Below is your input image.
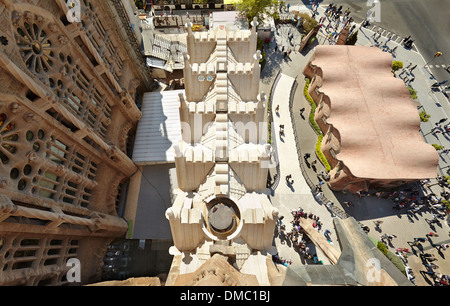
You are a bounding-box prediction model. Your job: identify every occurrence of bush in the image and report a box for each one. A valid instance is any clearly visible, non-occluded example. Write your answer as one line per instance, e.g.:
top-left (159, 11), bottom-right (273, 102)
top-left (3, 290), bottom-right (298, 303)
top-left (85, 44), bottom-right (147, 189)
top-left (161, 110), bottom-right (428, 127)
top-left (419, 110), bottom-right (430, 122)
top-left (316, 134), bottom-right (331, 172)
top-left (385, 250), bottom-right (407, 275)
top-left (294, 12), bottom-right (318, 33)
top-left (304, 78), bottom-right (331, 172)
top-left (408, 86), bottom-right (418, 99)
top-left (304, 79), bottom-right (322, 134)
top-left (392, 60), bottom-right (404, 72)
top-left (377, 241), bottom-right (388, 255)
top-left (432, 143), bottom-right (444, 150)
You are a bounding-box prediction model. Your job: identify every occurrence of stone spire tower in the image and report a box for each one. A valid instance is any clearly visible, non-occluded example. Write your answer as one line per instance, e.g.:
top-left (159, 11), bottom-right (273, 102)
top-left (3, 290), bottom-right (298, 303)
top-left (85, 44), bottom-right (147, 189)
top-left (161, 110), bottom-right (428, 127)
top-left (165, 17), bottom-right (279, 286)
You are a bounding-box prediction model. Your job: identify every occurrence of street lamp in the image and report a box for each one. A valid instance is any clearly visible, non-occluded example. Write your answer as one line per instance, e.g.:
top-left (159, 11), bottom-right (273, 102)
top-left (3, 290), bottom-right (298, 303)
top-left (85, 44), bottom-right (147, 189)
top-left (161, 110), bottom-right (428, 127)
top-left (424, 51), bottom-right (443, 68)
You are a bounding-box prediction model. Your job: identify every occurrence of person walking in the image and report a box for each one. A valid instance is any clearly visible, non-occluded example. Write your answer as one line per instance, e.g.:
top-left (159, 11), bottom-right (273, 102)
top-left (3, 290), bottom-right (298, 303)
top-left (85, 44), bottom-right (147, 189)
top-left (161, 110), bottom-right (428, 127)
top-left (413, 237), bottom-right (427, 243)
top-left (427, 232), bottom-right (439, 238)
top-left (436, 243), bottom-right (449, 251)
top-left (373, 220), bottom-right (383, 230)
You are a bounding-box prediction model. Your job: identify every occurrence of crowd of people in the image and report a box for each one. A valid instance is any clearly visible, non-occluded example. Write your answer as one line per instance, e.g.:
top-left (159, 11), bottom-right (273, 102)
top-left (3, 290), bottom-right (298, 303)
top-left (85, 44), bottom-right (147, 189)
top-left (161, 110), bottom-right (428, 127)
top-left (274, 207), bottom-right (326, 266)
top-left (316, 3), bottom-right (356, 45)
top-left (351, 183), bottom-right (448, 218)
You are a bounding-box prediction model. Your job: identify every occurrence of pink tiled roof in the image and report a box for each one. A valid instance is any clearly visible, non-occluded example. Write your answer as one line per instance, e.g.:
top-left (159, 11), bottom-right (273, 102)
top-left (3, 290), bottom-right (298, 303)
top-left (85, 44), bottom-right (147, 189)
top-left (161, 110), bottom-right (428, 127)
top-left (312, 45), bottom-right (438, 179)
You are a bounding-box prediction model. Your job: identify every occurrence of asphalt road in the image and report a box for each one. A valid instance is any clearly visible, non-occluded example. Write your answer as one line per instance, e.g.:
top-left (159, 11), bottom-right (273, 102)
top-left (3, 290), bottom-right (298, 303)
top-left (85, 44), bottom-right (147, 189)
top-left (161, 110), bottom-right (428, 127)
top-left (286, 0), bottom-right (450, 83)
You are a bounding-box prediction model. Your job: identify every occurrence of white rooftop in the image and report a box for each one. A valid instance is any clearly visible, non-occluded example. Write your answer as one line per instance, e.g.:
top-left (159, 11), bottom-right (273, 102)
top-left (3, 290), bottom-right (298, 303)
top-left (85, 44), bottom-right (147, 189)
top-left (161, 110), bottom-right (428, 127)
top-left (132, 90), bottom-right (184, 165)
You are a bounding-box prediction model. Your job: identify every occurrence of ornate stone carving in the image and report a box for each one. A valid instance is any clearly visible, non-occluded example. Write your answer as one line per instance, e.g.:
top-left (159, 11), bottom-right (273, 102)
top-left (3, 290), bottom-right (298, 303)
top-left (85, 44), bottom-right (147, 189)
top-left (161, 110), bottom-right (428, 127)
top-left (9, 102), bottom-right (20, 113)
top-left (22, 113), bottom-right (35, 123)
top-left (0, 177), bottom-right (10, 188)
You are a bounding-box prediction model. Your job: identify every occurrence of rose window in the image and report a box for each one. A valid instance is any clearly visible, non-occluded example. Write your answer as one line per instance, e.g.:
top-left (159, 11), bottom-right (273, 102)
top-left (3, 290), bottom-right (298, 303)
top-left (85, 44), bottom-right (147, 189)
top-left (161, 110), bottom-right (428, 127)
top-left (16, 22), bottom-right (54, 74)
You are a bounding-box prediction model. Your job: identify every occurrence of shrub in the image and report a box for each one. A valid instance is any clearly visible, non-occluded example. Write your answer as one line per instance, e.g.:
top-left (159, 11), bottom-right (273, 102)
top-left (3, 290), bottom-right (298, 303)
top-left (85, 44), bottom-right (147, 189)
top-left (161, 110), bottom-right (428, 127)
top-left (442, 199), bottom-right (450, 210)
top-left (419, 110), bottom-right (430, 122)
top-left (316, 135), bottom-right (331, 172)
top-left (385, 250), bottom-right (406, 275)
top-left (304, 78), bottom-right (331, 172)
top-left (391, 60), bottom-right (403, 72)
top-left (304, 79), bottom-right (322, 134)
top-left (408, 86), bottom-right (418, 99)
top-left (432, 143), bottom-right (444, 150)
top-left (377, 241), bottom-right (388, 255)
top-left (294, 12), bottom-right (318, 33)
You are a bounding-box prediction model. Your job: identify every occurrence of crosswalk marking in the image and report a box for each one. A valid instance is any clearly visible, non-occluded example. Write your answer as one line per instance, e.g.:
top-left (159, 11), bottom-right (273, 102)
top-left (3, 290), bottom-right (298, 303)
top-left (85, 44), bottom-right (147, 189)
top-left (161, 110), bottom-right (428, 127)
top-left (426, 64), bottom-right (449, 69)
top-left (368, 24), bottom-right (418, 52)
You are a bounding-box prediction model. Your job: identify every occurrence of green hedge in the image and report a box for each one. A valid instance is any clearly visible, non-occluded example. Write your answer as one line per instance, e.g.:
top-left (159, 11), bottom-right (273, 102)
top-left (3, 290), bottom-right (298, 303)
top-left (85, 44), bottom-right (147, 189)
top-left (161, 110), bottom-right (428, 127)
top-left (304, 78), bottom-right (331, 172)
top-left (316, 135), bottom-right (331, 172)
top-left (304, 78), bottom-right (322, 134)
top-left (432, 143), bottom-right (443, 150)
top-left (408, 86), bottom-right (418, 100)
top-left (376, 240), bottom-right (406, 276)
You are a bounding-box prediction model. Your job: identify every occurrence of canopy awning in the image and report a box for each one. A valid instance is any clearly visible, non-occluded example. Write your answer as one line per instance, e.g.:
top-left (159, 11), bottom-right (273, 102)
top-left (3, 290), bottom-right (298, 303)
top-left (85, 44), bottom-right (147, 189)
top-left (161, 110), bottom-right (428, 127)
top-left (132, 90), bottom-right (184, 165)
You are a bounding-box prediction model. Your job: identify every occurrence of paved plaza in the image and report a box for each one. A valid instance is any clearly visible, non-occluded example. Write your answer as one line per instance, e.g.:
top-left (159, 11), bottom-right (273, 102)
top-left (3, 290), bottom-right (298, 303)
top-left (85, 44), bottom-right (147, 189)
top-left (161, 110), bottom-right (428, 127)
top-left (261, 3), bottom-right (450, 286)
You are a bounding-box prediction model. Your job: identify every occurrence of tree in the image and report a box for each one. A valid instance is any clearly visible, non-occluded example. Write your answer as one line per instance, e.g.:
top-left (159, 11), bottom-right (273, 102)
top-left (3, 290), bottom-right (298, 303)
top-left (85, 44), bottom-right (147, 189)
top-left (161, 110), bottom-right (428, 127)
top-left (235, 0), bottom-right (285, 26)
top-left (345, 30), bottom-right (358, 45)
top-left (294, 12), bottom-right (318, 33)
top-left (391, 60), bottom-right (403, 72)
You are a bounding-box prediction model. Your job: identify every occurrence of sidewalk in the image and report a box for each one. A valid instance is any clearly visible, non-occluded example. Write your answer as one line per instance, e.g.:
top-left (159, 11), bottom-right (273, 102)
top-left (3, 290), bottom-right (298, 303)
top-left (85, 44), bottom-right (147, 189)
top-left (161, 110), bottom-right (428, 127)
top-left (261, 37), bottom-right (341, 268)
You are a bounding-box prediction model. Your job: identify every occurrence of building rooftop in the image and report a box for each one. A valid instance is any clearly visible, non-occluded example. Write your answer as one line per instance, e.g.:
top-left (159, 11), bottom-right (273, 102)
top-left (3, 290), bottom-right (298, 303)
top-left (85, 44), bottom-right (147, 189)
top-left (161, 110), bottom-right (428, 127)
top-left (311, 45), bottom-right (438, 180)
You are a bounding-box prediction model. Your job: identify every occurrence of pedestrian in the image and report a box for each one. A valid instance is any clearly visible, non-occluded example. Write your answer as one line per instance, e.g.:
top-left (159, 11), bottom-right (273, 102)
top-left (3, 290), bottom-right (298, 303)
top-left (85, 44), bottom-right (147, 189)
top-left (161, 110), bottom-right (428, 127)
top-left (373, 220), bottom-right (383, 229)
top-left (300, 107), bottom-right (305, 115)
top-left (275, 105), bottom-right (279, 112)
top-left (437, 243), bottom-right (449, 251)
top-left (413, 237), bottom-right (426, 243)
top-left (344, 201), bottom-right (353, 207)
top-left (426, 232), bottom-right (439, 237)
top-left (391, 46), bottom-right (397, 55)
top-left (410, 64), bottom-right (417, 72)
top-left (438, 118), bottom-right (447, 124)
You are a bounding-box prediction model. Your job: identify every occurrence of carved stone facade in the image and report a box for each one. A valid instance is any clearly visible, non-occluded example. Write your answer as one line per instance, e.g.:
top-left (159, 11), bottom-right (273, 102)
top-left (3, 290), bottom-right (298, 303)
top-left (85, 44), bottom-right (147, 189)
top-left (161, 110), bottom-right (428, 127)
top-left (0, 0), bottom-right (151, 285)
